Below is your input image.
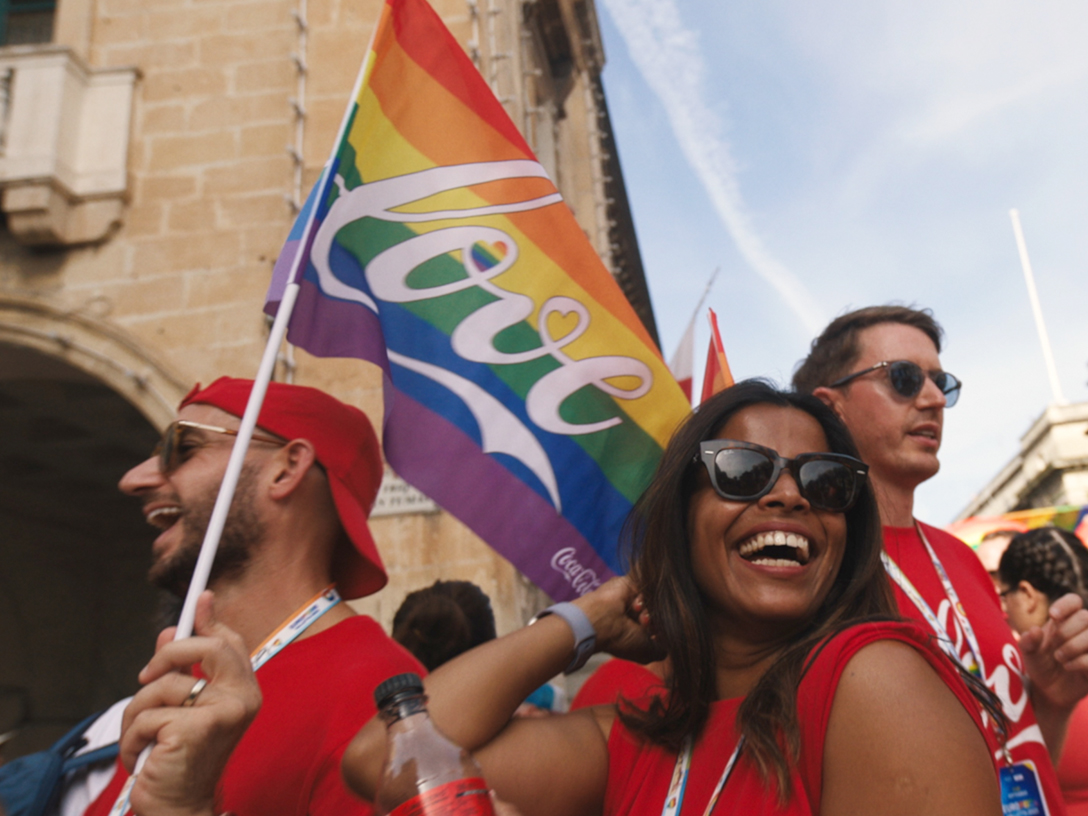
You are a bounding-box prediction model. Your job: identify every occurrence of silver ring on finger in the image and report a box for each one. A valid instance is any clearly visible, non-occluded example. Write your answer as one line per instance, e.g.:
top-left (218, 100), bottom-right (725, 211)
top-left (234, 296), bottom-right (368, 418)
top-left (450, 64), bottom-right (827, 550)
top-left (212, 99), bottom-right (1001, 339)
top-left (182, 677), bottom-right (208, 708)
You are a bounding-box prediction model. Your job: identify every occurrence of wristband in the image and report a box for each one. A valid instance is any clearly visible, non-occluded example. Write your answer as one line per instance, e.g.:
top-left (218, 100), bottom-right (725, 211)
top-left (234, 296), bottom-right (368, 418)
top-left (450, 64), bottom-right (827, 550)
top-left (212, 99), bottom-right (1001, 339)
top-left (530, 602), bottom-right (597, 674)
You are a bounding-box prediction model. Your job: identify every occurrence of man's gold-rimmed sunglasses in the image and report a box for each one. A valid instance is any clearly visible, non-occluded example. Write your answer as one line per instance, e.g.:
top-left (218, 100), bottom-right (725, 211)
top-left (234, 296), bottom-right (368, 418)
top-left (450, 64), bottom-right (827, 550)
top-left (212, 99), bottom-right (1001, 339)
top-left (152, 420), bottom-right (286, 475)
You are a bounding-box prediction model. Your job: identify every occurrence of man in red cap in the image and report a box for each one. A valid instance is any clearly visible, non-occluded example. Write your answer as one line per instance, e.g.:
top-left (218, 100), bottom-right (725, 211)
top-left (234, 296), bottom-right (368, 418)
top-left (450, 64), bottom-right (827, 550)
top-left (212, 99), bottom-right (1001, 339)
top-left (79, 377), bottom-right (423, 816)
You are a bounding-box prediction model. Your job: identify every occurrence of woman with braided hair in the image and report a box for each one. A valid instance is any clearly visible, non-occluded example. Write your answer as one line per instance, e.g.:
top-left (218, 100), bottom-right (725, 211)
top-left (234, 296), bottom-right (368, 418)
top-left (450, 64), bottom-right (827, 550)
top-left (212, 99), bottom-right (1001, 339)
top-left (998, 527), bottom-right (1088, 634)
top-left (998, 526), bottom-right (1088, 814)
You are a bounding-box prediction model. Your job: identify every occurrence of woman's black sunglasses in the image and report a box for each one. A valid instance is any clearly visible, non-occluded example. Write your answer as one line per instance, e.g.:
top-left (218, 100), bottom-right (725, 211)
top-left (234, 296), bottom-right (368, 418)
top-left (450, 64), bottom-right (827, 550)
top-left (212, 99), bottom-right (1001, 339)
top-left (696, 440), bottom-right (869, 513)
top-left (829, 360), bottom-right (961, 407)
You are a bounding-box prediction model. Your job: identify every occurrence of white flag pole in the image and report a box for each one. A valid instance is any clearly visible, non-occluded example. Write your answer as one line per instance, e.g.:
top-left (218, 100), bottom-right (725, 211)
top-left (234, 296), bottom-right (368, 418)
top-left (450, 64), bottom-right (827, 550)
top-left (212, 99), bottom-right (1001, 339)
top-left (669, 267), bottom-right (719, 363)
top-left (123, 282), bottom-right (302, 811)
top-left (671, 267), bottom-right (719, 401)
top-left (172, 16), bottom-right (380, 641)
top-left (171, 283), bottom-right (300, 639)
top-left (1009, 209), bottom-right (1066, 406)
top-left (686, 267), bottom-right (720, 338)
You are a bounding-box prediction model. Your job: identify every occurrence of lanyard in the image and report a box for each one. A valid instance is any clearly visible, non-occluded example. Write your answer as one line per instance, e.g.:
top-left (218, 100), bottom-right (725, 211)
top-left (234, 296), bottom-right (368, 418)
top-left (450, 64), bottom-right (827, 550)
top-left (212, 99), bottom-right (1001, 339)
top-left (885, 531), bottom-right (1019, 767)
top-left (882, 524), bottom-right (985, 678)
top-left (250, 584), bottom-right (341, 671)
top-left (661, 735), bottom-right (744, 816)
top-left (109, 585), bottom-right (341, 816)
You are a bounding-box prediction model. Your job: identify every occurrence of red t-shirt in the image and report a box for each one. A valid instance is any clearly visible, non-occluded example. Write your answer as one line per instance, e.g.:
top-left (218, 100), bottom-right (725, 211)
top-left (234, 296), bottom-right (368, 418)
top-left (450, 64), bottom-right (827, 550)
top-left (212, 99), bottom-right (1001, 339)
top-left (571, 659), bottom-right (663, 710)
top-left (1059, 698), bottom-right (1088, 815)
top-left (85, 615), bottom-right (424, 816)
top-left (604, 621), bottom-right (991, 816)
top-left (884, 522), bottom-right (1066, 816)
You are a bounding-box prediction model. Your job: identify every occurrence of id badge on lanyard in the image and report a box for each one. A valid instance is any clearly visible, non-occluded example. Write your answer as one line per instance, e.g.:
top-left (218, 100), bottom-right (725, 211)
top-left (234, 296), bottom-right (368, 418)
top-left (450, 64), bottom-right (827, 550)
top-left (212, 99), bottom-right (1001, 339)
top-left (1000, 761), bottom-right (1050, 816)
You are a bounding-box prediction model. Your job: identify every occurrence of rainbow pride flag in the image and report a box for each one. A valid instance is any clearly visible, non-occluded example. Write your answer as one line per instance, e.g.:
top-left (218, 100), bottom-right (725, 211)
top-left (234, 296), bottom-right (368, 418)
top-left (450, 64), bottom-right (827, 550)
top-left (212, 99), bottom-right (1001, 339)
top-left (265, 0), bottom-right (690, 599)
top-left (947, 504), bottom-right (1088, 548)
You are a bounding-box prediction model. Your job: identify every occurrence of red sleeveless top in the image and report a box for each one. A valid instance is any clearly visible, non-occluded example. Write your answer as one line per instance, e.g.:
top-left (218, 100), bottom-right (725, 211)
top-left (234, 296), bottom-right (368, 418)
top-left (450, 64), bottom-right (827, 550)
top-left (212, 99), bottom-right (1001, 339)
top-left (604, 621), bottom-right (994, 816)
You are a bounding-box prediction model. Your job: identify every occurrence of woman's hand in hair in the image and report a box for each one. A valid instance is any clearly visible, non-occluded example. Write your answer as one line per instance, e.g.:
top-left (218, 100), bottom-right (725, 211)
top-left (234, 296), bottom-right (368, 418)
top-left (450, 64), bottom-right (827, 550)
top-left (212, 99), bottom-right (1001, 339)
top-left (572, 577), bottom-right (665, 664)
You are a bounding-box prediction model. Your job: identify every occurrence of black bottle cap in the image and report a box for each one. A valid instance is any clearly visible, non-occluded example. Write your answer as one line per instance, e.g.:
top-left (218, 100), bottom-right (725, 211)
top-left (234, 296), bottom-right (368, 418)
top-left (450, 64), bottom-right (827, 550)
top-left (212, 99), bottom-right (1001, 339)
top-left (374, 672), bottom-right (425, 707)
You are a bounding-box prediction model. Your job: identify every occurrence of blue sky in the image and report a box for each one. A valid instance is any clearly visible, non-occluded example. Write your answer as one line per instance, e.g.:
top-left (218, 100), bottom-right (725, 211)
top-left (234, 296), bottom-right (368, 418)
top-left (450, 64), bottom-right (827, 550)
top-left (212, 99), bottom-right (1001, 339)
top-left (595, 0), bottom-right (1088, 524)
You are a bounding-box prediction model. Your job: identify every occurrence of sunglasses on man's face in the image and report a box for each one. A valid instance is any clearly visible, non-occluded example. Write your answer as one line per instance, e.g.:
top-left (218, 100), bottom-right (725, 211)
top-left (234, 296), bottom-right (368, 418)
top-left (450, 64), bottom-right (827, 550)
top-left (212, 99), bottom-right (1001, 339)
top-left (152, 420), bottom-right (285, 475)
top-left (829, 360), bottom-right (961, 407)
top-left (695, 440), bottom-right (869, 513)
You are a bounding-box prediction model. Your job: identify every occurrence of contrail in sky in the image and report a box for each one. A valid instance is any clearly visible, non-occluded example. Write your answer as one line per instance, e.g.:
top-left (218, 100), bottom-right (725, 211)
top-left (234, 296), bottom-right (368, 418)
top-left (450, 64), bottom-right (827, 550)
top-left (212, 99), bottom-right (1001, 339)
top-left (600, 0), bottom-right (826, 334)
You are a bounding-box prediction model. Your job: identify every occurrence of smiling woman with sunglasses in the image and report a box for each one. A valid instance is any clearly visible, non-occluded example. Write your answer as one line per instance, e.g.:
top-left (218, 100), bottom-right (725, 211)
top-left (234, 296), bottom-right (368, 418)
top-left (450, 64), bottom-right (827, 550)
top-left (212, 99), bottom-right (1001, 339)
top-left (343, 381), bottom-right (1001, 816)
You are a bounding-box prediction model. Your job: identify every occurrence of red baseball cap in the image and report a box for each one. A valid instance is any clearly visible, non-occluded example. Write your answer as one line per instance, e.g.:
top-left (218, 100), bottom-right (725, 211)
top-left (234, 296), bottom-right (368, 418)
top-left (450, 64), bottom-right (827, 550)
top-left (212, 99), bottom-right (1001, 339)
top-left (180, 377), bottom-right (388, 599)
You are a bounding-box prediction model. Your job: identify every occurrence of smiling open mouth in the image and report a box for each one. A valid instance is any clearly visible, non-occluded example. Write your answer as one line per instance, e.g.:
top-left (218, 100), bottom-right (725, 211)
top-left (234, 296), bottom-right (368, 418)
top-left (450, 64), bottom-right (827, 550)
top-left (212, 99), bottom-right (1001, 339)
top-left (147, 506), bottom-right (183, 531)
top-left (738, 531), bottom-right (811, 566)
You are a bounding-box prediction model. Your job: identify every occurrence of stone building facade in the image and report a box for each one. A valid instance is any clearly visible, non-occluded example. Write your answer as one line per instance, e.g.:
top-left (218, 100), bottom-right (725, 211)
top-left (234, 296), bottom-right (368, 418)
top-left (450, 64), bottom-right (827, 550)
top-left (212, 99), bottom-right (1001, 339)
top-left (957, 401), bottom-right (1088, 520)
top-left (0, 0), bottom-right (656, 756)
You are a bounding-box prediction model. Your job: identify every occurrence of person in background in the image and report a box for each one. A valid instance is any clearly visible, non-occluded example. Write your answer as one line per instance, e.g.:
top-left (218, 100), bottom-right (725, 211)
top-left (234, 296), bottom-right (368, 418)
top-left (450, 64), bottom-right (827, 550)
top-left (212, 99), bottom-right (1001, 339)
top-left (392, 580), bottom-right (496, 671)
top-left (795, 304), bottom-right (1088, 814)
top-left (998, 527), bottom-right (1088, 815)
top-left (391, 579), bottom-right (566, 716)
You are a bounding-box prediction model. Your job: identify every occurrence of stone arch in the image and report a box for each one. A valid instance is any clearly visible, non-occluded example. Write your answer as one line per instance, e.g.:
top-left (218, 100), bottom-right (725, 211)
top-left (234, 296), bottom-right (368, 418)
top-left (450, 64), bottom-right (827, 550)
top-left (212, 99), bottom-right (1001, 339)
top-left (0, 294), bottom-right (188, 428)
top-left (0, 298), bottom-right (182, 758)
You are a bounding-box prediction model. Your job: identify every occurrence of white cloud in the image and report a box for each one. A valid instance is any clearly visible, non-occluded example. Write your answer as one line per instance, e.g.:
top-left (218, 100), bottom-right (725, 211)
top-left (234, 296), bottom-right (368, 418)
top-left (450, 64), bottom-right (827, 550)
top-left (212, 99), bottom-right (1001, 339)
top-left (599, 0), bottom-right (827, 335)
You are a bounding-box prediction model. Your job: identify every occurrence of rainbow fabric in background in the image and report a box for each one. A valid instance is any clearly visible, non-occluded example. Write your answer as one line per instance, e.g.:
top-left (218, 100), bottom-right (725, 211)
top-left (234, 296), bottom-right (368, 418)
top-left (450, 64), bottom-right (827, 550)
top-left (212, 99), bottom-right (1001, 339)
top-left (946, 504), bottom-right (1088, 548)
top-left (266, 0), bottom-right (690, 600)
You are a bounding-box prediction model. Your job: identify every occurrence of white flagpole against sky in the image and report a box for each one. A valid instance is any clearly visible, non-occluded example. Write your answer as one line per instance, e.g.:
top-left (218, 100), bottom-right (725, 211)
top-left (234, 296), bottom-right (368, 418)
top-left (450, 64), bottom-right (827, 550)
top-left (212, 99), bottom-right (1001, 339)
top-left (1010, 208), bottom-right (1066, 407)
top-left (668, 267), bottom-right (719, 401)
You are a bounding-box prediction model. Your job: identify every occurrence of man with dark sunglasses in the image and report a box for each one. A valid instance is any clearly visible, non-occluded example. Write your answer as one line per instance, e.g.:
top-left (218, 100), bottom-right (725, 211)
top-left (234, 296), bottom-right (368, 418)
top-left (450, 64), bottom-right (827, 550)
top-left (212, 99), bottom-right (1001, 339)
top-left (73, 377), bottom-right (423, 816)
top-left (795, 305), bottom-right (1088, 816)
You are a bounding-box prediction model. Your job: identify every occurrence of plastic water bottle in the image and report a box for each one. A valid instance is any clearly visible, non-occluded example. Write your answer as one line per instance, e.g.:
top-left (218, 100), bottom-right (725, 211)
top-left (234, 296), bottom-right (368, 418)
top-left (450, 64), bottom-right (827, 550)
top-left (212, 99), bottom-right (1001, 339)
top-left (373, 673), bottom-right (496, 816)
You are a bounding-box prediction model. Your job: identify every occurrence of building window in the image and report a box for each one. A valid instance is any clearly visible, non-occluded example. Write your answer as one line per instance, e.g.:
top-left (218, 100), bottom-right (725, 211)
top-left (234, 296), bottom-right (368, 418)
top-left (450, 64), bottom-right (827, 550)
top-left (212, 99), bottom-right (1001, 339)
top-left (0, 0), bottom-right (55, 46)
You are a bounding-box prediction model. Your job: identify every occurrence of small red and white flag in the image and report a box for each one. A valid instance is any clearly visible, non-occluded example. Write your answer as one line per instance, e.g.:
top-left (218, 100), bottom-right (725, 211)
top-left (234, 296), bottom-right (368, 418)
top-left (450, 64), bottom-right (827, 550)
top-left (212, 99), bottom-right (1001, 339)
top-left (700, 308), bottom-right (735, 404)
top-left (668, 315), bottom-right (696, 404)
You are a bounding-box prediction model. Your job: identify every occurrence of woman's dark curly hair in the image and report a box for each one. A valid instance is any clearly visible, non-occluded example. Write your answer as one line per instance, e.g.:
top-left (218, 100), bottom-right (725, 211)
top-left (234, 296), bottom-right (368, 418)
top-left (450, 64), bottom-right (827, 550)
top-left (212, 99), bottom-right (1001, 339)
top-left (999, 527), bottom-right (1088, 605)
top-left (618, 379), bottom-right (894, 797)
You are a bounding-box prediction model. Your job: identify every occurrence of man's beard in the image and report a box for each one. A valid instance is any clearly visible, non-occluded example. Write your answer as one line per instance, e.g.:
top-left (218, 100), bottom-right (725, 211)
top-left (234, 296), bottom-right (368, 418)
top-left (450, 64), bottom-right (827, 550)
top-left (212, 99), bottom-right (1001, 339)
top-left (149, 463), bottom-right (266, 600)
